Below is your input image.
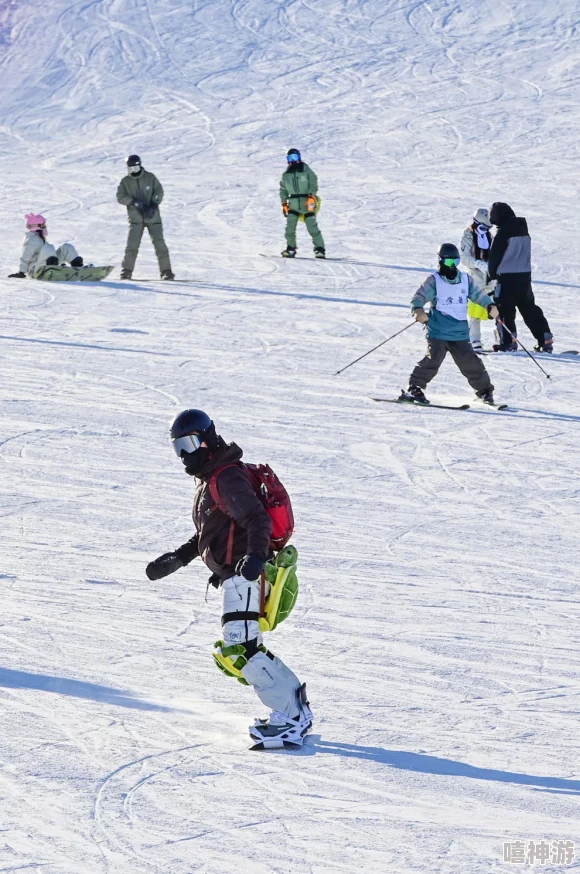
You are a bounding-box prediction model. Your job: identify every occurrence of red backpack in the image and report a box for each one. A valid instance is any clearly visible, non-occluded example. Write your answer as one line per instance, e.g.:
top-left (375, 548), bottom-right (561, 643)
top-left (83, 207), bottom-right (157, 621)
top-left (208, 463), bottom-right (294, 563)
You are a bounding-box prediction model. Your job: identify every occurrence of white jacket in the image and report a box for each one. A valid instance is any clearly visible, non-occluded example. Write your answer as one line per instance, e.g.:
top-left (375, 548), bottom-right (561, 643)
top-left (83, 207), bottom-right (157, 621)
top-left (459, 227), bottom-right (495, 293)
top-left (19, 231), bottom-right (57, 276)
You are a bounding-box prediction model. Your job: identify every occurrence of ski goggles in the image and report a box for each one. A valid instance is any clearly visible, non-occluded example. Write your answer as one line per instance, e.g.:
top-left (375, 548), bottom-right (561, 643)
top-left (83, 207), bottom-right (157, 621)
top-left (172, 433), bottom-right (202, 457)
top-left (442, 257), bottom-right (460, 267)
top-left (286, 153), bottom-right (300, 163)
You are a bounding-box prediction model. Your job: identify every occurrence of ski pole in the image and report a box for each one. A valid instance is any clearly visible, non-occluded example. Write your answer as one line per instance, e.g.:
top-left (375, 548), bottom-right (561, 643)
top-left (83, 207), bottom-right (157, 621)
top-left (335, 321), bottom-right (416, 376)
top-left (496, 318), bottom-right (551, 380)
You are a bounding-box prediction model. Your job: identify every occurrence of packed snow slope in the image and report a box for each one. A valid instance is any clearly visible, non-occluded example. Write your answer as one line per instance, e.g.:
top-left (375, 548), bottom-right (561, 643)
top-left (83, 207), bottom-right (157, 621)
top-left (2, 1), bottom-right (580, 872)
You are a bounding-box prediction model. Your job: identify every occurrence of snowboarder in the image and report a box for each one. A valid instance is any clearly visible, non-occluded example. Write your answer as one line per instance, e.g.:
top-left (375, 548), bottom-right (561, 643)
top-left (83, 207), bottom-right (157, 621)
top-left (116, 155), bottom-right (174, 280)
top-left (460, 208), bottom-right (496, 353)
top-left (145, 409), bottom-right (312, 748)
top-left (401, 243), bottom-right (499, 405)
top-left (8, 214), bottom-right (84, 278)
top-left (488, 202), bottom-right (553, 352)
top-left (279, 148), bottom-right (325, 259)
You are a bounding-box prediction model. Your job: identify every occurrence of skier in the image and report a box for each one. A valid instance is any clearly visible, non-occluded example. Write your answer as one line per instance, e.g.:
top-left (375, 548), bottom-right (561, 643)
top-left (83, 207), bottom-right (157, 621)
top-left (145, 409), bottom-right (312, 748)
top-left (279, 148), bottom-right (326, 259)
top-left (8, 214), bottom-right (84, 278)
top-left (460, 208), bottom-right (496, 353)
top-left (401, 243), bottom-right (499, 405)
top-left (116, 155), bottom-right (174, 280)
top-left (488, 202), bottom-right (553, 352)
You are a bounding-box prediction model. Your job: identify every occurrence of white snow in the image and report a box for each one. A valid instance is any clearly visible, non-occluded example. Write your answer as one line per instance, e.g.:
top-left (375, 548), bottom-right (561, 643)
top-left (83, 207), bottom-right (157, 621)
top-left (1, 1), bottom-right (580, 872)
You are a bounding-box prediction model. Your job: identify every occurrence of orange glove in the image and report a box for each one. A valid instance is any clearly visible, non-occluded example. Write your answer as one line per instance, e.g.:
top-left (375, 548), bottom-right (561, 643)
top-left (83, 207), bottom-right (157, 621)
top-left (306, 195), bottom-right (316, 212)
top-left (282, 202), bottom-right (289, 217)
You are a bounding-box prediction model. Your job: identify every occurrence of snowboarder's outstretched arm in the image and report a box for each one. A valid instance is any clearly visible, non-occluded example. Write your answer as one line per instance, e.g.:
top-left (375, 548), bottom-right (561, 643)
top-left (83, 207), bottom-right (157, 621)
top-left (146, 534), bottom-right (199, 580)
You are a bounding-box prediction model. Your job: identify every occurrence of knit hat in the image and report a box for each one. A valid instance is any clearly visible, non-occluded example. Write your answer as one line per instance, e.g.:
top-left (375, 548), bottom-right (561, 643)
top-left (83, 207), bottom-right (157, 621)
top-left (473, 208), bottom-right (491, 227)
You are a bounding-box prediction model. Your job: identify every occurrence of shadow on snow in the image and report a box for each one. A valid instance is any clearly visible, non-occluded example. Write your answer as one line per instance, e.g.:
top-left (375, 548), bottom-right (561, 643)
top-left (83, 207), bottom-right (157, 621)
top-left (0, 667), bottom-right (184, 713)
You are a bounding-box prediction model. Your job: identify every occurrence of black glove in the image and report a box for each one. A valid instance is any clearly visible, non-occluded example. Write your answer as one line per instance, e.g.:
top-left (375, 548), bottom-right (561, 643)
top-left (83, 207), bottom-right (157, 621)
top-left (146, 552), bottom-right (184, 580)
top-left (236, 554), bottom-right (265, 581)
top-left (8, 272), bottom-right (26, 278)
top-left (131, 199), bottom-right (144, 210)
top-left (143, 204), bottom-right (157, 219)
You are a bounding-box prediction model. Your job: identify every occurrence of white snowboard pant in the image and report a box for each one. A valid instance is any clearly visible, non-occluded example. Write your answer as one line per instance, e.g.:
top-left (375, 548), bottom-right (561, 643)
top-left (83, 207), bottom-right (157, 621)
top-left (35, 242), bottom-right (79, 270)
top-left (469, 317), bottom-right (482, 343)
top-left (222, 574), bottom-right (302, 717)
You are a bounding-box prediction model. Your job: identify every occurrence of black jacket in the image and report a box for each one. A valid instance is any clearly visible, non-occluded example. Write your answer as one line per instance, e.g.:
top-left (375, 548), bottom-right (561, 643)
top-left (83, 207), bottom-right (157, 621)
top-left (176, 442), bottom-right (272, 584)
top-left (488, 203), bottom-right (531, 281)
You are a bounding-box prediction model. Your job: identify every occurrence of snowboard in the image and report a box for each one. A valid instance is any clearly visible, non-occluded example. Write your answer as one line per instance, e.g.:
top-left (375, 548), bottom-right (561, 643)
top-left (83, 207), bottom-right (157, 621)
top-left (33, 265), bottom-right (114, 282)
top-left (260, 253), bottom-right (348, 263)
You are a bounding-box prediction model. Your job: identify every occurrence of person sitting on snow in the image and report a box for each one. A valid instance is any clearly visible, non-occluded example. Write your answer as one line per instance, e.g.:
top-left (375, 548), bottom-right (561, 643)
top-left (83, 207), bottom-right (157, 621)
top-left (8, 214), bottom-right (84, 278)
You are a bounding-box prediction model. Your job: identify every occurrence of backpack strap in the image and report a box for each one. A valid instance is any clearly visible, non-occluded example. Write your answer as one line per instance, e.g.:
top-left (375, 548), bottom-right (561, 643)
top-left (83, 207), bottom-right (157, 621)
top-left (208, 463), bottom-right (244, 566)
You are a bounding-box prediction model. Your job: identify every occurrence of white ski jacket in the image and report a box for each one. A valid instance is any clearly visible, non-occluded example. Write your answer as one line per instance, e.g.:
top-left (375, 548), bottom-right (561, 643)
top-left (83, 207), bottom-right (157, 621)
top-left (459, 227), bottom-right (496, 293)
top-left (19, 231), bottom-right (57, 276)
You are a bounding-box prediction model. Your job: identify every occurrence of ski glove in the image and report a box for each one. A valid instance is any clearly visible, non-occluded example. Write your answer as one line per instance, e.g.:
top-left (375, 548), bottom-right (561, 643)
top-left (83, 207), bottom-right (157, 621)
top-left (131, 199), bottom-right (145, 210)
top-left (414, 308), bottom-right (429, 324)
top-left (306, 195), bottom-right (317, 212)
top-left (487, 304), bottom-right (499, 320)
top-left (282, 202), bottom-right (289, 217)
top-left (235, 554), bottom-right (265, 581)
top-left (8, 272), bottom-right (26, 278)
top-left (146, 552), bottom-right (184, 581)
top-left (143, 205), bottom-right (157, 219)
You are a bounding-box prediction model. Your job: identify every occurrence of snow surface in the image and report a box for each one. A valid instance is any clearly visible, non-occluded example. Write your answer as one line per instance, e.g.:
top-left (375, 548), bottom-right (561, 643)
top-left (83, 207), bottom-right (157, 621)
top-left (1, 1), bottom-right (580, 872)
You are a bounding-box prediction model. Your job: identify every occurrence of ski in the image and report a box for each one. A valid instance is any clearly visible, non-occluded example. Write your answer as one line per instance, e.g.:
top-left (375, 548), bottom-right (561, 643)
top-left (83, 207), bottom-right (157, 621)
top-left (372, 398), bottom-right (470, 411)
top-left (260, 253), bottom-right (348, 263)
top-left (481, 349), bottom-right (578, 358)
top-left (475, 401), bottom-right (509, 410)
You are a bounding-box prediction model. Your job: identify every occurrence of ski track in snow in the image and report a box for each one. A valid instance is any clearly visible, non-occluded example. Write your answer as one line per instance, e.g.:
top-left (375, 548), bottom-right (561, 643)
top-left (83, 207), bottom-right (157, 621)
top-left (1, 1), bottom-right (580, 872)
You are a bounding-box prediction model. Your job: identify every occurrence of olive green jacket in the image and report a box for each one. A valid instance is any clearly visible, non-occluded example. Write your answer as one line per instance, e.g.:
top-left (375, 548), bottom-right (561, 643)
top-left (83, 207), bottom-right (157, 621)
top-left (279, 162), bottom-right (319, 213)
top-left (116, 169), bottom-right (164, 222)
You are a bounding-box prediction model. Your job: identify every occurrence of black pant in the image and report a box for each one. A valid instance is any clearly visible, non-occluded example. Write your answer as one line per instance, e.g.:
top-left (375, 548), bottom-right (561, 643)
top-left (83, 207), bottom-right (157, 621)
top-left (495, 278), bottom-right (550, 346)
top-left (410, 339), bottom-right (493, 394)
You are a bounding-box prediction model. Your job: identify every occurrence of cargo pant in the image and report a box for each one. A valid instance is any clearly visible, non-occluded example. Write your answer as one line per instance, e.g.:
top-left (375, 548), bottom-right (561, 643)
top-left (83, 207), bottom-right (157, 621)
top-left (410, 339), bottom-right (493, 394)
top-left (122, 215), bottom-right (172, 274)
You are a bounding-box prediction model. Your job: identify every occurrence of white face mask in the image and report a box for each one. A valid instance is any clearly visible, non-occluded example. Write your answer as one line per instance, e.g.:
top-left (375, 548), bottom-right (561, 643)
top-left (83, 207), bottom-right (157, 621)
top-left (128, 164), bottom-right (141, 175)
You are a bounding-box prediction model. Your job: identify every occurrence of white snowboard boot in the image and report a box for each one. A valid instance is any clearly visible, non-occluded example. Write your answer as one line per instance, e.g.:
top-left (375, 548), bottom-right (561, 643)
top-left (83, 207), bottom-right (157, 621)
top-left (249, 683), bottom-right (313, 749)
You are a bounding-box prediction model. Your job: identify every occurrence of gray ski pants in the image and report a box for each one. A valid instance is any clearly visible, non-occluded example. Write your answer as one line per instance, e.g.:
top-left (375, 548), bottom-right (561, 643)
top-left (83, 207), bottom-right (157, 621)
top-left (410, 338), bottom-right (493, 394)
top-left (122, 218), bottom-right (171, 273)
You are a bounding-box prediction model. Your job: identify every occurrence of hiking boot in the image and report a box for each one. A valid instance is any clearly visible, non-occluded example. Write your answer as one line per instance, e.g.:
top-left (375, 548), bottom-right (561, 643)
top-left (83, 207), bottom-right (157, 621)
top-left (70, 256), bottom-right (83, 268)
top-left (161, 269), bottom-right (175, 280)
top-left (120, 268), bottom-right (132, 280)
top-left (477, 388), bottom-right (495, 405)
top-left (400, 385), bottom-right (429, 404)
top-left (314, 247), bottom-right (326, 259)
top-left (281, 247), bottom-right (296, 258)
top-left (534, 332), bottom-right (553, 353)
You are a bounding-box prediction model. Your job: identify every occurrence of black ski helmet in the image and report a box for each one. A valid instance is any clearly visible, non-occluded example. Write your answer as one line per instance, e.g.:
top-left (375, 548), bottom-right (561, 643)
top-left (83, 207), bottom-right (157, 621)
top-left (126, 154), bottom-right (142, 167)
top-left (286, 148), bottom-right (301, 162)
top-left (437, 243), bottom-right (460, 262)
top-left (170, 409), bottom-right (218, 449)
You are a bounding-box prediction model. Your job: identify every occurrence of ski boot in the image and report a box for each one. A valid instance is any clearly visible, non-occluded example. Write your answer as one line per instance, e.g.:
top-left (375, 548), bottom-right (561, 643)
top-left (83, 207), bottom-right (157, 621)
top-left (477, 388), bottom-right (495, 406)
top-left (46, 256), bottom-right (59, 265)
top-left (471, 340), bottom-right (484, 354)
top-left (161, 269), bottom-right (175, 280)
top-left (314, 247), bottom-right (326, 259)
top-left (120, 268), bottom-right (133, 280)
top-left (534, 333), bottom-right (553, 353)
top-left (249, 684), bottom-right (313, 750)
top-left (70, 256), bottom-right (83, 268)
top-left (492, 341), bottom-right (517, 352)
top-left (281, 246), bottom-right (296, 258)
top-left (399, 385), bottom-right (429, 405)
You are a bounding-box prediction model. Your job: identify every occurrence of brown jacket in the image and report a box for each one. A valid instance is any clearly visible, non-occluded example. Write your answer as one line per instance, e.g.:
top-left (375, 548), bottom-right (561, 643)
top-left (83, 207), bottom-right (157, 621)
top-left (177, 442), bottom-right (272, 583)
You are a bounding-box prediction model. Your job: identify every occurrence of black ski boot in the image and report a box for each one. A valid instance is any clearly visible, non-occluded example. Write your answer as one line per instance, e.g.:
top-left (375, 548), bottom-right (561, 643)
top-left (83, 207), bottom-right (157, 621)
top-left (281, 247), bottom-right (296, 258)
top-left (46, 256), bottom-right (59, 265)
top-left (534, 332), bottom-right (553, 353)
top-left (400, 385), bottom-right (429, 404)
top-left (70, 256), bottom-right (83, 268)
top-left (477, 388), bottom-right (495, 405)
top-left (161, 269), bottom-right (175, 280)
top-left (314, 247), bottom-right (326, 259)
top-left (120, 268), bottom-right (132, 280)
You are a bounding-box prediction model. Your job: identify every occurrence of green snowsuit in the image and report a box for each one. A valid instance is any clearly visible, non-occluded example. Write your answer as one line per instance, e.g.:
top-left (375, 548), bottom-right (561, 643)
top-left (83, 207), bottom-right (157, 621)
top-left (279, 162), bottom-right (325, 251)
top-left (116, 169), bottom-right (172, 274)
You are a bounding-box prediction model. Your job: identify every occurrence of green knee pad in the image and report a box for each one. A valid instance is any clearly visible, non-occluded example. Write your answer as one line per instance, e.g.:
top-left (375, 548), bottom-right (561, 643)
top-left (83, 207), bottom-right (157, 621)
top-left (212, 641), bottom-right (250, 685)
top-left (259, 544), bottom-right (299, 632)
